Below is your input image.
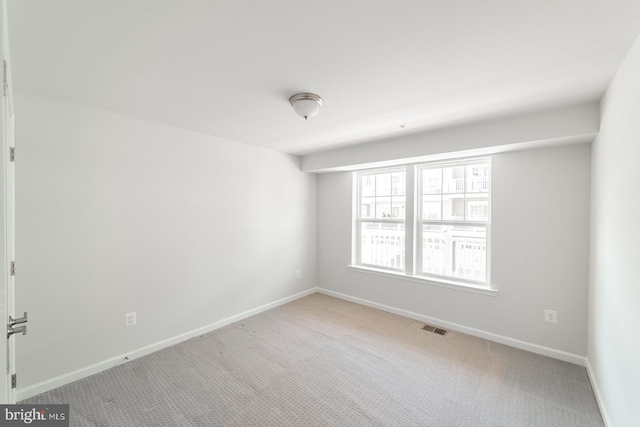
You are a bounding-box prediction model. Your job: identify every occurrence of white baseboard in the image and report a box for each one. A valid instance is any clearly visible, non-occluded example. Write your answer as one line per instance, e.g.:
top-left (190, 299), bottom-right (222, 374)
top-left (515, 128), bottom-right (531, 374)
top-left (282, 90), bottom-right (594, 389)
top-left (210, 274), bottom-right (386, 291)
top-left (16, 287), bottom-right (318, 402)
top-left (317, 288), bottom-right (587, 366)
top-left (18, 287), bottom-right (596, 408)
top-left (585, 358), bottom-right (612, 427)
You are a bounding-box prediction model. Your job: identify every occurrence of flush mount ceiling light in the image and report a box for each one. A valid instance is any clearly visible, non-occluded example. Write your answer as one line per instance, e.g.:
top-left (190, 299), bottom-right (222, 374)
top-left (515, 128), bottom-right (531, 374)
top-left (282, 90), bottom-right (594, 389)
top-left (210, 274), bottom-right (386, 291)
top-left (289, 93), bottom-right (323, 120)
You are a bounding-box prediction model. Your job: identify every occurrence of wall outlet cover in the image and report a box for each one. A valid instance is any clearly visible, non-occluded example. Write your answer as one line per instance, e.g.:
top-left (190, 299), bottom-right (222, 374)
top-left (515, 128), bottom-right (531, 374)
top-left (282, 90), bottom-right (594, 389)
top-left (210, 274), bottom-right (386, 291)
top-left (544, 309), bottom-right (557, 324)
top-left (125, 312), bottom-right (137, 327)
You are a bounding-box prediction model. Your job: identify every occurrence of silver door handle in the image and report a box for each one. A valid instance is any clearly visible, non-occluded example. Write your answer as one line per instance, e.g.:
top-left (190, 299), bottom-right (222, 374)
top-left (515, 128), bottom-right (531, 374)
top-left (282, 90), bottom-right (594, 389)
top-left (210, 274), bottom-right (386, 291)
top-left (7, 325), bottom-right (26, 338)
top-left (7, 312), bottom-right (28, 338)
top-left (9, 312), bottom-right (27, 327)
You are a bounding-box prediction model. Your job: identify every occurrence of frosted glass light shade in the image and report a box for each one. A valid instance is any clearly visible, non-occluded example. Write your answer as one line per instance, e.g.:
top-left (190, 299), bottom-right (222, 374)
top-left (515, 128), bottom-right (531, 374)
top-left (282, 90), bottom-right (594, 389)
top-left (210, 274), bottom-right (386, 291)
top-left (289, 93), bottom-right (323, 120)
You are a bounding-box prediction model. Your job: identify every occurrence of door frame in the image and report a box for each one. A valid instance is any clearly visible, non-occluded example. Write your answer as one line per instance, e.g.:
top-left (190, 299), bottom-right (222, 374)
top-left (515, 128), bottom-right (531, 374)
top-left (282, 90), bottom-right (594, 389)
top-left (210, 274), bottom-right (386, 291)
top-left (1, 0), bottom-right (16, 404)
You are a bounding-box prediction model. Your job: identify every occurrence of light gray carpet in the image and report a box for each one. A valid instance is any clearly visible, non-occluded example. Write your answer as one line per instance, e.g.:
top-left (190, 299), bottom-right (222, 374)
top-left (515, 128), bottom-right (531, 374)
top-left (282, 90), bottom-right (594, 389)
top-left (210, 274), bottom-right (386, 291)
top-left (23, 293), bottom-right (604, 426)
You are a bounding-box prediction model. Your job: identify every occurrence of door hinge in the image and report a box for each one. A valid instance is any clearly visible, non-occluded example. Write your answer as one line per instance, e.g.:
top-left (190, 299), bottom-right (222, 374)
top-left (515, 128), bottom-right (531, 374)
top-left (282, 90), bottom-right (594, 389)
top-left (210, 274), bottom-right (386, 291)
top-left (10, 147), bottom-right (15, 162)
top-left (10, 261), bottom-right (15, 276)
top-left (11, 374), bottom-right (16, 389)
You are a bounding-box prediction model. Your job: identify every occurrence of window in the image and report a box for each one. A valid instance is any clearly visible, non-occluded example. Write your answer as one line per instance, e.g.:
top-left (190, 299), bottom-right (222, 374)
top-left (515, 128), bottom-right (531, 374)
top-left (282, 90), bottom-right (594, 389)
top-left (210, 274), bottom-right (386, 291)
top-left (417, 161), bottom-right (490, 284)
top-left (355, 169), bottom-right (406, 270)
top-left (353, 159), bottom-right (491, 288)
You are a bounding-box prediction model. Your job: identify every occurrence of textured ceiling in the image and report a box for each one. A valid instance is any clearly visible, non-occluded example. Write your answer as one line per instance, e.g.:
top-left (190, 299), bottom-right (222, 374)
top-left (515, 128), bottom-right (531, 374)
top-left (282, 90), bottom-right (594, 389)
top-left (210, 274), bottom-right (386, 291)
top-left (8, 0), bottom-right (640, 155)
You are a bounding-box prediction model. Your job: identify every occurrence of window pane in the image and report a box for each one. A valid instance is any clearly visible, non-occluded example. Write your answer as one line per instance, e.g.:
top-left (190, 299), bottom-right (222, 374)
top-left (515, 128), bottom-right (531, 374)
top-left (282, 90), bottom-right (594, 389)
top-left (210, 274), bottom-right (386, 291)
top-left (421, 224), bottom-right (446, 275)
top-left (376, 173), bottom-right (392, 196)
top-left (443, 166), bottom-right (465, 193)
top-left (422, 195), bottom-right (441, 220)
top-left (466, 194), bottom-right (489, 221)
top-left (375, 197), bottom-right (392, 218)
top-left (361, 197), bottom-right (375, 219)
top-left (422, 169), bottom-right (441, 194)
top-left (360, 222), bottom-right (405, 269)
top-left (361, 175), bottom-right (375, 197)
top-left (420, 224), bottom-right (486, 282)
top-left (442, 194), bottom-right (465, 220)
top-left (467, 164), bottom-right (490, 193)
top-left (392, 172), bottom-right (406, 195)
top-left (392, 195), bottom-right (406, 219)
top-left (451, 225), bottom-right (487, 282)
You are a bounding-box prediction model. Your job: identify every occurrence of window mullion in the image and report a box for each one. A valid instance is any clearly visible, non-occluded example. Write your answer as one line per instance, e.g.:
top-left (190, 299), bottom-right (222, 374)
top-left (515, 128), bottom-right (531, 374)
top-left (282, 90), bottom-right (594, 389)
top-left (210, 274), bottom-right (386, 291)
top-left (352, 175), bottom-right (360, 265)
top-left (404, 166), bottom-right (414, 275)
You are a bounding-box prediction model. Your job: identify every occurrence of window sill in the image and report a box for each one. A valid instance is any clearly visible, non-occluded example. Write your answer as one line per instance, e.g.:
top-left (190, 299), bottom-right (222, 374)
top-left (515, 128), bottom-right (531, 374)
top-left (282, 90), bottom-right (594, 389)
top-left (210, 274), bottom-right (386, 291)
top-left (347, 265), bottom-right (499, 296)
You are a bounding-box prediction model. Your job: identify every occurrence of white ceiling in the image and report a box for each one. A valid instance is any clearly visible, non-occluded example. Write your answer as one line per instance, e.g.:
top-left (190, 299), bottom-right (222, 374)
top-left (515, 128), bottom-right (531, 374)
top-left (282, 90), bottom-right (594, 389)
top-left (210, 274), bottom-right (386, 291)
top-left (8, 0), bottom-right (640, 155)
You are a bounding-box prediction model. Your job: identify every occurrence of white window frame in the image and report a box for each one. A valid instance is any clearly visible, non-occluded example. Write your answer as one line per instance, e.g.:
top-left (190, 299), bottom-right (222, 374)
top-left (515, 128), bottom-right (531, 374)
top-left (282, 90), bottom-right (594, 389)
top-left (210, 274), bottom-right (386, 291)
top-left (351, 157), bottom-right (493, 293)
top-left (416, 159), bottom-right (491, 286)
top-left (354, 167), bottom-right (409, 272)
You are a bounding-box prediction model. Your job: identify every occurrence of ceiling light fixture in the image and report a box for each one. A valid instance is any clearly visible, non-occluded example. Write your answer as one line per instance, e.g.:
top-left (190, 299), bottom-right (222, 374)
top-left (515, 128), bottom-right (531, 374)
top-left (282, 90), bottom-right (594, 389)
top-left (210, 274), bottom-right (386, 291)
top-left (289, 93), bottom-right (323, 120)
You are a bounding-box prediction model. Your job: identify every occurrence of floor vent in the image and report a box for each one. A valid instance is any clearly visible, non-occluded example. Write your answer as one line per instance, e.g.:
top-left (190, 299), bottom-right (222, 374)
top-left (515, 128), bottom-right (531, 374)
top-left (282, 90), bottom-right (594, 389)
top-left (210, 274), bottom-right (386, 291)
top-left (423, 324), bottom-right (448, 336)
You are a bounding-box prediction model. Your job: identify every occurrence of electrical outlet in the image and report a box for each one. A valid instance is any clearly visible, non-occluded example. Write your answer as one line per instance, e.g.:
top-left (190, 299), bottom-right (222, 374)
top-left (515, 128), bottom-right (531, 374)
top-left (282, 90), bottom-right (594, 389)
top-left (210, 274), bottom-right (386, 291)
top-left (296, 270), bottom-right (301, 279)
top-left (544, 309), bottom-right (557, 324)
top-left (125, 312), bottom-right (137, 327)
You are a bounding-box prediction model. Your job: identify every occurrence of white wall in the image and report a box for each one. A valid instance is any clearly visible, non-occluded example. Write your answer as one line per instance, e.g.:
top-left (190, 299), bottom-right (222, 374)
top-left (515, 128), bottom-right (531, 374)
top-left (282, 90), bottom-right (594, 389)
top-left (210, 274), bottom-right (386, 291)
top-left (15, 92), bottom-right (317, 390)
top-left (589, 33), bottom-right (640, 427)
top-left (318, 143), bottom-right (591, 356)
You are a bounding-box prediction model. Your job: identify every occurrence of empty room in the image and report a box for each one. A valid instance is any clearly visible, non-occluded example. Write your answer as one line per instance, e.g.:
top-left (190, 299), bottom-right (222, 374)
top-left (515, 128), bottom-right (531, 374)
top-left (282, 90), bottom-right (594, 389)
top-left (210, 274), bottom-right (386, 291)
top-left (1, 0), bottom-right (639, 426)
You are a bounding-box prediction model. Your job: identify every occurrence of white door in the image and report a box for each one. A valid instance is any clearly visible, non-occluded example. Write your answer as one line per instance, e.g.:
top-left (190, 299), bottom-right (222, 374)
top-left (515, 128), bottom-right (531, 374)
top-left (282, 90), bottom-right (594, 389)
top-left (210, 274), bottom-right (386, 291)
top-left (1, 0), bottom-right (17, 404)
